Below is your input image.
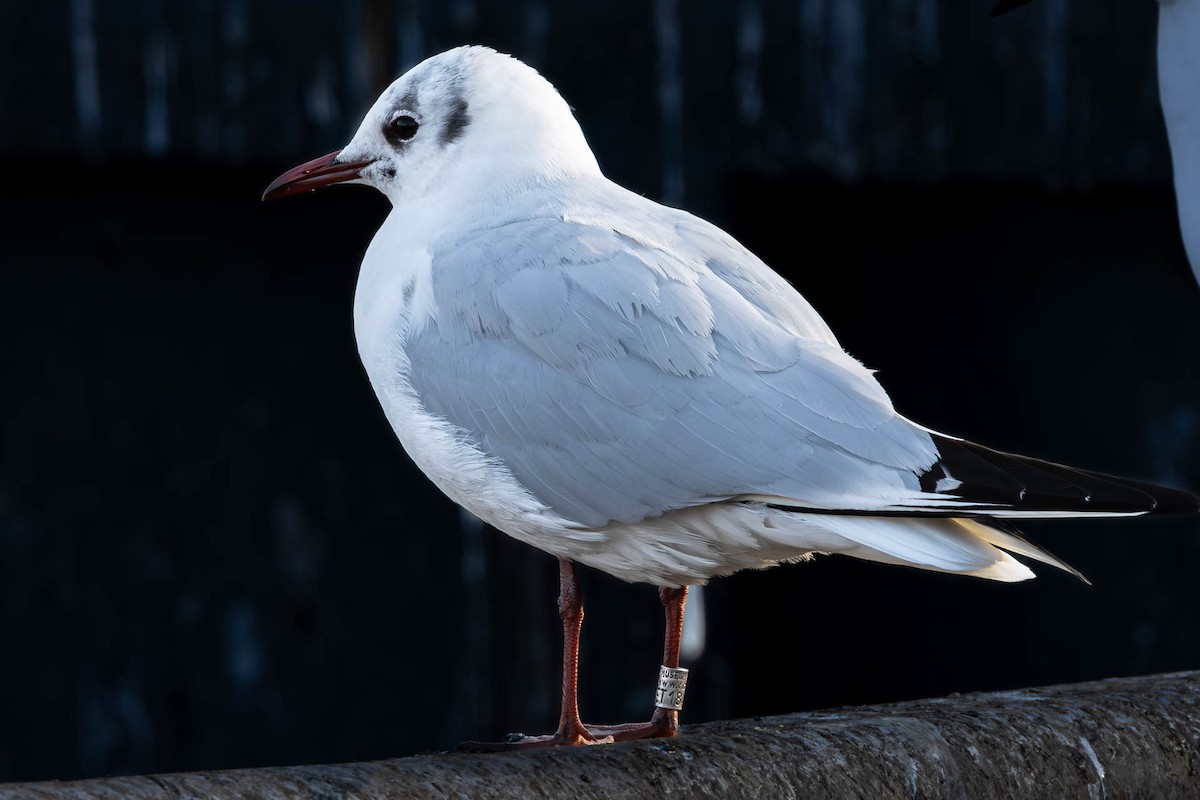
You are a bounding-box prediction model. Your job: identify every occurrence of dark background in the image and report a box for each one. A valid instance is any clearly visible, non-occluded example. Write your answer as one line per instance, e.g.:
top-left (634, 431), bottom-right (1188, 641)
top-left (2, 0), bottom-right (1198, 784)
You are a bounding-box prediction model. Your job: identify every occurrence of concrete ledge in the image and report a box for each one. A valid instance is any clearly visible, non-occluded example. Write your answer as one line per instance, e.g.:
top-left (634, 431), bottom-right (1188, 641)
top-left (3, 671), bottom-right (1197, 799)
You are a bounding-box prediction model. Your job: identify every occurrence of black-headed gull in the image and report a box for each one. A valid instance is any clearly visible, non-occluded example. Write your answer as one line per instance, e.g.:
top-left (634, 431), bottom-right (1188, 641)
top-left (264, 46), bottom-right (1198, 747)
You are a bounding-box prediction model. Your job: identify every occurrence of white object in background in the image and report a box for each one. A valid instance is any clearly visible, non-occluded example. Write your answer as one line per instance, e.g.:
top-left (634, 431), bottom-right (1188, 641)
top-left (1159, 0), bottom-right (1200, 284)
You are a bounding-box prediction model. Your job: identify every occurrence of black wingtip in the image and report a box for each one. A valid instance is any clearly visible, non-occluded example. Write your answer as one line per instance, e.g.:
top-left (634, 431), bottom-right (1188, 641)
top-left (992, 0), bottom-right (1035, 17)
top-left (1141, 482), bottom-right (1200, 515)
top-left (922, 435), bottom-right (1200, 516)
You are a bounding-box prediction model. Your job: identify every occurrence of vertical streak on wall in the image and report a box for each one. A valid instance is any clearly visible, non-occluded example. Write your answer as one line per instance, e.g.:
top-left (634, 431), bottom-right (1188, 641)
top-left (398, 0), bottom-right (426, 73)
top-left (1042, 0), bottom-right (1069, 183)
top-left (69, 0), bottom-right (102, 146)
top-left (914, 0), bottom-right (946, 173)
top-left (305, 58), bottom-right (339, 133)
top-left (877, 0), bottom-right (911, 175)
top-left (523, 0), bottom-right (551, 68)
top-left (222, 0), bottom-right (249, 156)
top-left (914, 0), bottom-right (940, 62)
top-left (190, 0), bottom-right (220, 159)
top-left (798, 0), bottom-right (827, 165)
top-left (444, 508), bottom-right (493, 743)
top-left (737, 0), bottom-right (764, 127)
top-left (452, 0), bottom-right (477, 32)
top-left (360, 0), bottom-right (393, 98)
top-left (143, 29), bottom-right (171, 157)
top-left (827, 0), bottom-right (865, 181)
top-left (654, 0), bottom-right (684, 204)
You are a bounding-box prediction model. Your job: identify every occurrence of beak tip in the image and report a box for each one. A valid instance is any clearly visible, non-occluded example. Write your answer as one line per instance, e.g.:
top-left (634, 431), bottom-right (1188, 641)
top-left (262, 149), bottom-right (368, 203)
top-left (261, 176), bottom-right (296, 203)
top-left (260, 182), bottom-right (290, 203)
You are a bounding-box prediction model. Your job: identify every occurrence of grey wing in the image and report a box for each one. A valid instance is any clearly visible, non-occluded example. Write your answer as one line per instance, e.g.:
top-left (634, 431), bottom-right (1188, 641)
top-left (409, 195), bottom-right (943, 529)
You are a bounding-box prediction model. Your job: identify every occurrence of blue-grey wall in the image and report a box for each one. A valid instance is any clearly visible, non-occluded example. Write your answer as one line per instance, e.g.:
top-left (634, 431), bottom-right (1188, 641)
top-left (4, 0), bottom-right (1171, 206)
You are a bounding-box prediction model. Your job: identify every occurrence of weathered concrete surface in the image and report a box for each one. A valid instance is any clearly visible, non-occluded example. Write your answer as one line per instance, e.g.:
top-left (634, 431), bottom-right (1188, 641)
top-left (3, 671), bottom-right (1196, 800)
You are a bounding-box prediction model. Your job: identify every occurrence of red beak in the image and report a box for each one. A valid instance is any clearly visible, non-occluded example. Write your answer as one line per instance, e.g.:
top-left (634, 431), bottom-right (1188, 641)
top-left (261, 150), bottom-right (373, 201)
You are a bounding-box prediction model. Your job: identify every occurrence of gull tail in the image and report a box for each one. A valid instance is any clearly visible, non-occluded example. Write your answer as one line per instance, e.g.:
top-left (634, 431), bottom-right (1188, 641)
top-left (764, 434), bottom-right (1197, 584)
top-left (795, 513), bottom-right (1082, 584)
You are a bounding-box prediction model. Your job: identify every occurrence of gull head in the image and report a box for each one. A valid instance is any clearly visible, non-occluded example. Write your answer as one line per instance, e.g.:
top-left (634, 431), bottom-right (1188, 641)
top-left (263, 46), bottom-right (600, 206)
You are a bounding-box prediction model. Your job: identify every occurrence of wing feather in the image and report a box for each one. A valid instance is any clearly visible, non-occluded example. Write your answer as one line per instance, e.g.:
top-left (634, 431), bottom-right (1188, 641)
top-left (410, 185), bottom-right (941, 527)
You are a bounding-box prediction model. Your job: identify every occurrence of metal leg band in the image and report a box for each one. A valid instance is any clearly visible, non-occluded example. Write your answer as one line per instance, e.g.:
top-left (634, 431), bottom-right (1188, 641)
top-left (655, 665), bottom-right (689, 711)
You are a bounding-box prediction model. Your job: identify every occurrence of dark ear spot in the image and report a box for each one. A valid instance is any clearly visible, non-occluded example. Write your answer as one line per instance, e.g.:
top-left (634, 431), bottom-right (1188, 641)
top-left (441, 96), bottom-right (470, 146)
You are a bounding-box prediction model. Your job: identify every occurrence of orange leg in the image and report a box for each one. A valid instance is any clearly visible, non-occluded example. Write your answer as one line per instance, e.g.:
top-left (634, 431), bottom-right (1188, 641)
top-left (588, 584), bottom-right (689, 742)
top-left (457, 559), bottom-right (609, 750)
top-left (457, 564), bottom-right (689, 750)
top-left (547, 558), bottom-right (607, 744)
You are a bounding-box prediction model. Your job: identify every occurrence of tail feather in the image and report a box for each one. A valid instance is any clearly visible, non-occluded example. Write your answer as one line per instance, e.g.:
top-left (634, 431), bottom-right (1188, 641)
top-left (807, 514), bottom-right (1037, 582)
top-left (962, 517), bottom-right (1090, 585)
top-left (794, 513), bottom-right (1086, 584)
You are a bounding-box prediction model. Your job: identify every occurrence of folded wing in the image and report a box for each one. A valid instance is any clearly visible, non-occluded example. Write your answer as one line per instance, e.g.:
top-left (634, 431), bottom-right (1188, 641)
top-left (409, 182), bottom-right (1197, 536)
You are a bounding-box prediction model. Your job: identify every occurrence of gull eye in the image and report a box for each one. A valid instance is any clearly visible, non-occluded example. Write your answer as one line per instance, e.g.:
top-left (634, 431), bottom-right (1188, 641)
top-left (385, 114), bottom-right (420, 146)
